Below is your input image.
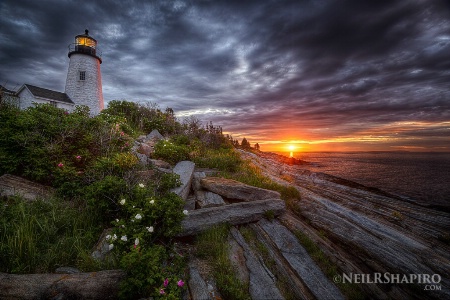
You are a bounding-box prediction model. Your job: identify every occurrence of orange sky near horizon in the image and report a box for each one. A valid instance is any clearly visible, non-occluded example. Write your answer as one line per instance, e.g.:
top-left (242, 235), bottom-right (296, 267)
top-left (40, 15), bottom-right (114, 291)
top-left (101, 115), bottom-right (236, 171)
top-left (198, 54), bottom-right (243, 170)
top-left (226, 120), bottom-right (450, 153)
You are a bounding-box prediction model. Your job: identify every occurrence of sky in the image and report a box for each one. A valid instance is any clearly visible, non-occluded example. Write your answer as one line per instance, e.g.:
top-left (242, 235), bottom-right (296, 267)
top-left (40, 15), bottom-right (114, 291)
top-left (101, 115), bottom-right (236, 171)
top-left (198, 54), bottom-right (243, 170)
top-left (1, 0), bottom-right (450, 152)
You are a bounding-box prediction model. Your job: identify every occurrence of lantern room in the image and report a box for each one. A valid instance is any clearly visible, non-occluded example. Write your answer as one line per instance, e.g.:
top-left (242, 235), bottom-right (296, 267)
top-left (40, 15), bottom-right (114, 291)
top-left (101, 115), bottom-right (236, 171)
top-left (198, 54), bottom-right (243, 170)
top-left (68, 29), bottom-right (102, 63)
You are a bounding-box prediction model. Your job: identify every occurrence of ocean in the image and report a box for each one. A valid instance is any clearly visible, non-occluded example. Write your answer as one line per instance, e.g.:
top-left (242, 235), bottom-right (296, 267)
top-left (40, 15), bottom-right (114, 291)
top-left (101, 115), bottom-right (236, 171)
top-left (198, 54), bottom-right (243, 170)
top-left (286, 152), bottom-right (450, 207)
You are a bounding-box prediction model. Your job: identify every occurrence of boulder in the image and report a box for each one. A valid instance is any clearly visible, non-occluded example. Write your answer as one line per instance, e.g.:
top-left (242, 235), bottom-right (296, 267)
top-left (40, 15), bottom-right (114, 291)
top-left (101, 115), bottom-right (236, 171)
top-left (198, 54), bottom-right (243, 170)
top-left (171, 161), bottom-right (195, 201)
top-left (146, 129), bottom-right (164, 141)
top-left (200, 177), bottom-right (281, 202)
top-left (195, 190), bottom-right (225, 208)
top-left (179, 199), bottom-right (285, 236)
top-left (0, 270), bottom-right (125, 300)
top-left (0, 174), bottom-right (54, 201)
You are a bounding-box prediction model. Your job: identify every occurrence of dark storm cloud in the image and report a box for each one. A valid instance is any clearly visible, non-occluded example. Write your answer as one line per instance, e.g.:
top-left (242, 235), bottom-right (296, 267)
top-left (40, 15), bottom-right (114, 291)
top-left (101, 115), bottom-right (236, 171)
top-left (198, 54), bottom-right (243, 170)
top-left (1, 0), bottom-right (449, 150)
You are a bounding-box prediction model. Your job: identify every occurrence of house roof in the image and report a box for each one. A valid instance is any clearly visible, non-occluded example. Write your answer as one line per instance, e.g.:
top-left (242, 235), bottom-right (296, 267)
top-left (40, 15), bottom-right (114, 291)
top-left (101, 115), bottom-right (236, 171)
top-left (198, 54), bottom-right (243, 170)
top-left (20, 84), bottom-right (74, 104)
top-left (0, 85), bottom-right (16, 95)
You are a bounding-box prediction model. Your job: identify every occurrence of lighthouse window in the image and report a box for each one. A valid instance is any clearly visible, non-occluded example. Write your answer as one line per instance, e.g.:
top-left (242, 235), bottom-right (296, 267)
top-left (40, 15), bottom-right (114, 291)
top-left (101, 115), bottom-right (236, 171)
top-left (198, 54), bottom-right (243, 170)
top-left (79, 71), bottom-right (86, 81)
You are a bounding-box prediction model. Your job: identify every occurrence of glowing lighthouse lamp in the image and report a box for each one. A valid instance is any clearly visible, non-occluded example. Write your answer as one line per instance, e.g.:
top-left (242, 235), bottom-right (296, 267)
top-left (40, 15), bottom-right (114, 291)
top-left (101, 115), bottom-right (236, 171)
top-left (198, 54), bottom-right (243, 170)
top-left (65, 29), bottom-right (104, 115)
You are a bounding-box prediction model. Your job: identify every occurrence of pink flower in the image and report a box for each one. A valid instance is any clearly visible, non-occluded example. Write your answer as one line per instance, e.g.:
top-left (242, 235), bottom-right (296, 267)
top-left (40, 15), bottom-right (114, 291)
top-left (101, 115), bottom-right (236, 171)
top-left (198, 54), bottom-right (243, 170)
top-left (163, 278), bottom-right (169, 287)
top-left (76, 155), bottom-right (81, 160)
top-left (159, 289), bottom-right (165, 295)
top-left (57, 163), bottom-right (64, 167)
top-left (120, 131), bottom-right (124, 136)
top-left (177, 280), bottom-right (184, 287)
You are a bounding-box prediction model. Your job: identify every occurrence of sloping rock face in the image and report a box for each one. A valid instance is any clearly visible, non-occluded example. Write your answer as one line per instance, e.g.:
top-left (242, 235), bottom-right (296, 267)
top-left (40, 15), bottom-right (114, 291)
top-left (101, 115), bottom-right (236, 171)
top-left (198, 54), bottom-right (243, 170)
top-left (200, 177), bottom-right (281, 201)
top-left (0, 174), bottom-right (54, 200)
top-left (257, 219), bottom-right (344, 300)
top-left (230, 227), bottom-right (285, 300)
top-left (179, 199), bottom-right (285, 236)
top-left (239, 149), bottom-right (450, 299)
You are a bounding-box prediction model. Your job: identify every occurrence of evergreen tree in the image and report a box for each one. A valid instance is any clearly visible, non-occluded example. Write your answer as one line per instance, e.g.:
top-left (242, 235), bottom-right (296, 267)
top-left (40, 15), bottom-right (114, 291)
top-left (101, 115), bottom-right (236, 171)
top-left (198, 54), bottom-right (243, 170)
top-left (241, 137), bottom-right (251, 149)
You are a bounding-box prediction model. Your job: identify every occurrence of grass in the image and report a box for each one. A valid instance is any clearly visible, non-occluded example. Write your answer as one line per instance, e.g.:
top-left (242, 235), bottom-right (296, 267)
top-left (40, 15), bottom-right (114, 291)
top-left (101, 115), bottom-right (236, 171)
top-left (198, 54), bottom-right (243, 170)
top-left (0, 196), bottom-right (111, 273)
top-left (195, 224), bottom-right (251, 300)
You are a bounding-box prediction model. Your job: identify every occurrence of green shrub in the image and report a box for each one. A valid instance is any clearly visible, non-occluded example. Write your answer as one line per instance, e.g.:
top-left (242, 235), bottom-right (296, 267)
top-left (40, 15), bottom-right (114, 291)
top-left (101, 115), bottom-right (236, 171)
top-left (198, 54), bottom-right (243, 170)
top-left (153, 140), bottom-right (190, 165)
top-left (0, 104), bottom-right (131, 186)
top-left (84, 176), bottom-right (128, 220)
top-left (193, 148), bottom-right (242, 172)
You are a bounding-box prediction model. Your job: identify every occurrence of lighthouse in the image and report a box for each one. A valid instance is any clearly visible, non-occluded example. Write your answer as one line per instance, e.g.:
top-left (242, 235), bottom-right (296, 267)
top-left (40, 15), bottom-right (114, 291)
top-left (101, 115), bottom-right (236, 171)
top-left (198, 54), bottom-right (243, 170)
top-left (65, 29), bottom-right (104, 115)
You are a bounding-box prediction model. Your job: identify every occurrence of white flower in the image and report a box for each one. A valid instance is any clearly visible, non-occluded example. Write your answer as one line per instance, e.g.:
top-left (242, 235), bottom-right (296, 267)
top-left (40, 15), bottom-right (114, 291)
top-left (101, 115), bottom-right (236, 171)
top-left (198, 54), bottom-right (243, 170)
top-left (121, 235), bottom-right (127, 242)
top-left (135, 214), bottom-right (142, 220)
top-left (119, 199), bottom-right (126, 205)
top-left (108, 244), bottom-right (114, 250)
top-left (147, 226), bottom-right (154, 233)
top-left (115, 219), bottom-right (119, 223)
top-left (112, 234), bottom-right (117, 241)
top-left (133, 205), bottom-right (135, 208)
top-left (121, 225), bottom-right (125, 228)
top-left (134, 238), bottom-right (139, 246)
top-left (105, 234), bottom-right (111, 241)
top-left (138, 183), bottom-right (145, 188)
top-left (183, 210), bottom-right (189, 215)
top-left (150, 199), bottom-right (155, 205)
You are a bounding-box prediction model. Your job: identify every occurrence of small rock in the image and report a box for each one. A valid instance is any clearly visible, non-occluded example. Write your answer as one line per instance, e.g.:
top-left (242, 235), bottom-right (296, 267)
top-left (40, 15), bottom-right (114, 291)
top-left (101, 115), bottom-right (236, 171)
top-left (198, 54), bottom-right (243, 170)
top-left (195, 190), bottom-right (225, 208)
top-left (150, 159), bottom-right (171, 169)
top-left (138, 143), bottom-right (153, 157)
top-left (171, 161), bottom-right (195, 201)
top-left (91, 228), bottom-right (113, 261)
top-left (135, 153), bottom-right (148, 166)
top-left (192, 172), bottom-right (206, 191)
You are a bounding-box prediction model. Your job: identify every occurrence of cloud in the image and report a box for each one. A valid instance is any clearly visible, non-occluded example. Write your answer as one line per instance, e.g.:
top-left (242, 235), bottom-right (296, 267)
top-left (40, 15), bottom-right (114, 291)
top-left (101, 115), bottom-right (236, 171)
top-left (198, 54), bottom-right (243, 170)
top-left (1, 0), bottom-right (449, 151)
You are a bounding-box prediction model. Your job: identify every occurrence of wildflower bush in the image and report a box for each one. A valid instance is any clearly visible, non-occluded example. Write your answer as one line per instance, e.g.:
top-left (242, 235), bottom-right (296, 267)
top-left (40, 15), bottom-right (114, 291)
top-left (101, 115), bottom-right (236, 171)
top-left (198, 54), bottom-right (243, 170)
top-left (103, 177), bottom-right (188, 299)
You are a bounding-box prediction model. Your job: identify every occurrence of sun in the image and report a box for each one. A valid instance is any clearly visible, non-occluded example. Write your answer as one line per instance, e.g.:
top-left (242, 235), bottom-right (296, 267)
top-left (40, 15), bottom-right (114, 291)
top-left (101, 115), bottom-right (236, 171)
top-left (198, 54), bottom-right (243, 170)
top-left (288, 144), bottom-right (296, 151)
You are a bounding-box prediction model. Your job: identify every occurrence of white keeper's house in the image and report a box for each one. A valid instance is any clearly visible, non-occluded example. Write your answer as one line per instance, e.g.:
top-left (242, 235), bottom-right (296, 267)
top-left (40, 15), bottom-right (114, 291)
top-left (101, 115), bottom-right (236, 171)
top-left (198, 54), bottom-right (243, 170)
top-left (6, 30), bottom-right (104, 115)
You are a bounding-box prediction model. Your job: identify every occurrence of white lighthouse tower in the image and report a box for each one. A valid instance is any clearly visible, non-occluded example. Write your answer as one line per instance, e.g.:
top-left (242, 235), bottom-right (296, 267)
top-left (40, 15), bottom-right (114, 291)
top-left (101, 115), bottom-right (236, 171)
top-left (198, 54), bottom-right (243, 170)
top-left (65, 29), bottom-right (104, 115)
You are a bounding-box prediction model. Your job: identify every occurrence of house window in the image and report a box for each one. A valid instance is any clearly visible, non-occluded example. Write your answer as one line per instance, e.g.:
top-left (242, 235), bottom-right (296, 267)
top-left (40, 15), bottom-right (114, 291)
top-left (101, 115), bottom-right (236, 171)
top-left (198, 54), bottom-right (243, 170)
top-left (50, 101), bottom-right (57, 107)
top-left (79, 71), bottom-right (86, 81)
